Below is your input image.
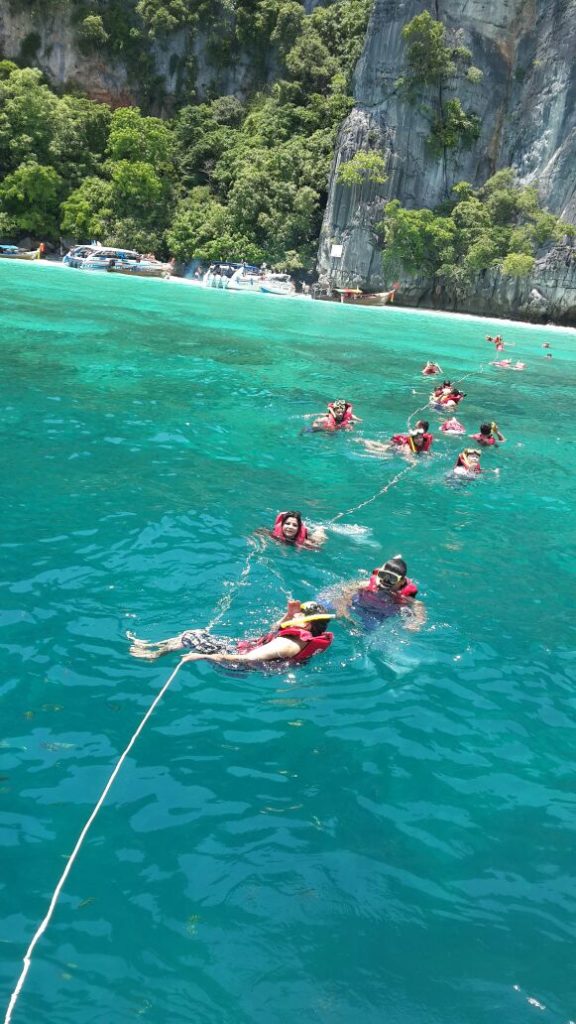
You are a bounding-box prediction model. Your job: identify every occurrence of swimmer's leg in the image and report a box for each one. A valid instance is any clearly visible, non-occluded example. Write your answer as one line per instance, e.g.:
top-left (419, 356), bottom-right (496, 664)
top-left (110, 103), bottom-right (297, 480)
top-left (357, 439), bottom-right (392, 454)
top-left (129, 635), bottom-right (185, 660)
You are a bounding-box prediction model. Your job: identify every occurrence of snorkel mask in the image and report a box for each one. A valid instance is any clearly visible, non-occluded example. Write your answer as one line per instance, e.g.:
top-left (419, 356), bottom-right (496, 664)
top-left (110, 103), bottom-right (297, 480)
top-left (376, 567), bottom-right (405, 589)
top-left (281, 601), bottom-right (336, 629)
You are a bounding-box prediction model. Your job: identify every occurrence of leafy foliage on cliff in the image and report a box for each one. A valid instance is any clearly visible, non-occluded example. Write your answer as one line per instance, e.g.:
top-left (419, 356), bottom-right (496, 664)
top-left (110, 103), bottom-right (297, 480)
top-left (381, 171), bottom-right (565, 285)
top-left (0, 0), bottom-right (371, 265)
top-left (397, 12), bottom-right (481, 156)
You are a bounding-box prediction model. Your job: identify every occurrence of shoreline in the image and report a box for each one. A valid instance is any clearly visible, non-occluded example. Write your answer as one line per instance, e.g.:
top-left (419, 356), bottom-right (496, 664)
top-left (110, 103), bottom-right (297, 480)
top-left (4, 257), bottom-right (576, 335)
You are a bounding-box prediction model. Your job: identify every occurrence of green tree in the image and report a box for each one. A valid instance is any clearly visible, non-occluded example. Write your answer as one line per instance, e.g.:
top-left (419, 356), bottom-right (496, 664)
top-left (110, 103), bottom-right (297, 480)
top-left (501, 253), bottom-right (535, 277)
top-left (107, 107), bottom-right (174, 171)
top-left (60, 177), bottom-right (114, 240)
top-left (397, 12), bottom-right (481, 156)
top-left (0, 161), bottom-right (62, 236)
top-left (381, 174), bottom-right (564, 285)
top-left (78, 15), bottom-right (110, 53)
top-left (337, 151), bottom-right (387, 187)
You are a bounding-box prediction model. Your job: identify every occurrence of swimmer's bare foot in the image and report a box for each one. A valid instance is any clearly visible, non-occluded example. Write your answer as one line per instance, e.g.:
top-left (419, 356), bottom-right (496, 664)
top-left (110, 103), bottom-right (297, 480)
top-left (129, 645), bottom-right (163, 660)
top-left (129, 636), bottom-right (184, 658)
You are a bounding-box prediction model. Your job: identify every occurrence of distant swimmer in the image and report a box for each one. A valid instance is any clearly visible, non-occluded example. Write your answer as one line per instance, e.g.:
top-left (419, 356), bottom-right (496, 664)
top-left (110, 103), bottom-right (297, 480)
top-left (486, 334), bottom-right (504, 351)
top-left (432, 387), bottom-right (466, 409)
top-left (470, 422), bottom-right (505, 447)
top-left (357, 421), bottom-right (433, 458)
top-left (311, 399), bottom-right (361, 432)
top-left (129, 600), bottom-right (335, 667)
top-left (432, 380), bottom-right (454, 399)
top-left (256, 510), bottom-right (327, 549)
top-left (422, 361), bottom-right (442, 376)
top-left (441, 417), bottom-right (466, 435)
top-left (453, 448), bottom-right (483, 478)
top-left (328, 555), bottom-right (426, 632)
top-left (491, 359), bottom-right (525, 370)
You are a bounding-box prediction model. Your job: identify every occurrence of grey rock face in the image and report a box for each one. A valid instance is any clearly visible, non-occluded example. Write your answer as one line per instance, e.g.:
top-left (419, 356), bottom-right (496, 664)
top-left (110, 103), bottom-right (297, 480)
top-left (318, 0), bottom-right (576, 316)
top-left (395, 260), bottom-right (576, 325)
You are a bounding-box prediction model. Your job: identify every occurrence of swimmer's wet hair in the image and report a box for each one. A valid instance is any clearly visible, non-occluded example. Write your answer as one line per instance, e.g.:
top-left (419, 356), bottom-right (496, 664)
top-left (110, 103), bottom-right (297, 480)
top-left (383, 556), bottom-right (407, 576)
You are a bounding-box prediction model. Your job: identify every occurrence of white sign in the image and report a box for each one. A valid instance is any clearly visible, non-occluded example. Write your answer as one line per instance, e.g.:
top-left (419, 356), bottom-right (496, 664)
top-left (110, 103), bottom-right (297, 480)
top-left (330, 244), bottom-right (343, 258)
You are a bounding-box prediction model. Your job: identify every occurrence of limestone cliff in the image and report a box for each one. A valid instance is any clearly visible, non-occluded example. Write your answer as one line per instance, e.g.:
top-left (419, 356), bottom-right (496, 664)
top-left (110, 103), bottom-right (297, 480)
top-left (317, 0), bottom-right (576, 322)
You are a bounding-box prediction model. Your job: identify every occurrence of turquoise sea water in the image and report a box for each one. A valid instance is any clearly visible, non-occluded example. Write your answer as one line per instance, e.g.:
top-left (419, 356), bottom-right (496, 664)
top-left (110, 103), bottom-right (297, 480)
top-left (1, 261), bottom-right (576, 1024)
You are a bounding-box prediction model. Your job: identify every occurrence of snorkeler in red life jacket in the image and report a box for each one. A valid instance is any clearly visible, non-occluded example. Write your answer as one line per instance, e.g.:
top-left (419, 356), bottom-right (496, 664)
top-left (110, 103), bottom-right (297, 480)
top-left (391, 420), bottom-right (433, 454)
top-left (312, 399), bottom-right (360, 432)
top-left (267, 511), bottom-right (326, 549)
top-left (433, 380), bottom-right (453, 398)
top-left (441, 418), bottom-right (466, 434)
top-left (471, 422), bottom-right (505, 447)
top-left (438, 388), bottom-right (465, 407)
top-left (128, 600), bottom-right (335, 667)
top-left (324, 556), bottom-right (426, 632)
top-left (454, 448), bottom-right (482, 476)
top-left (422, 361), bottom-right (442, 376)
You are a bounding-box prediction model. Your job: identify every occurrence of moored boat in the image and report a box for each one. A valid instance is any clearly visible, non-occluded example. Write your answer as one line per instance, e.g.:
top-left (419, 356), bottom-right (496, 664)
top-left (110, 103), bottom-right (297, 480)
top-left (0, 243), bottom-right (40, 260)
top-left (202, 263), bottom-right (295, 295)
top-left (259, 272), bottom-right (296, 296)
top-left (63, 244), bottom-right (172, 277)
top-left (311, 284), bottom-right (399, 305)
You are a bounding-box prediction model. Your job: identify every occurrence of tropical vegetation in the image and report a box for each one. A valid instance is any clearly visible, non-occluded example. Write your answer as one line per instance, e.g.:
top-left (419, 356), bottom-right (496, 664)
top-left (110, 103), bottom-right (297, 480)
top-left (0, 0), bottom-right (371, 268)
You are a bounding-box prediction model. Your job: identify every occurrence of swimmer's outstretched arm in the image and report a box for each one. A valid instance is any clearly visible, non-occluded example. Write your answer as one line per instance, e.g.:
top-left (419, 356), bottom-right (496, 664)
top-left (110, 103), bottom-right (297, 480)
top-left (303, 527), bottom-right (327, 549)
top-left (402, 599), bottom-right (427, 632)
top-left (323, 580), bottom-right (367, 619)
top-left (181, 636), bottom-right (302, 666)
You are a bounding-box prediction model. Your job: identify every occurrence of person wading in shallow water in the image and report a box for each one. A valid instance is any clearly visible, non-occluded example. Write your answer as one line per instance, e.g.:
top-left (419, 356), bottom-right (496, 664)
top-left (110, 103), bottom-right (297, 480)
top-left (129, 600), bottom-right (335, 668)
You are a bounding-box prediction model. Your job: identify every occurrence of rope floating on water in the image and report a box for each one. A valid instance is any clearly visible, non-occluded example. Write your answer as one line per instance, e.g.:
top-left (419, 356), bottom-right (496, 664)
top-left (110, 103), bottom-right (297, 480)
top-left (327, 462), bottom-right (416, 525)
top-left (3, 660), bottom-right (184, 1024)
top-left (206, 540), bottom-right (260, 631)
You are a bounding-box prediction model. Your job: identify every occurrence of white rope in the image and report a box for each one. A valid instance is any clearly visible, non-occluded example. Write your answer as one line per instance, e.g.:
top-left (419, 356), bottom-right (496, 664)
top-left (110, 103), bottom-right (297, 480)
top-left (205, 541), bottom-right (260, 631)
top-left (3, 660), bottom-right (185, 1024)
top-left (327, 462), bottom-right (415, 525)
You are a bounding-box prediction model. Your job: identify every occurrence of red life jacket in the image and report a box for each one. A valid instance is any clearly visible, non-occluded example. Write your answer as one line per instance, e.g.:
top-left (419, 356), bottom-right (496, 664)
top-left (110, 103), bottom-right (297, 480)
top-left (271, 512), bottom-right (308, 546)
top-left (326, 402), bottom-right (354, 430)
top-left (236, 625), bottom-right (333, 663)
top-left (456, 453), bottom-right (482, 472)
top-left (471, 433), bottom-right (495, 446)
top-left (356, 571), bottom-right (418, 610)
top-left (391, 433), bottom-right (433, 453)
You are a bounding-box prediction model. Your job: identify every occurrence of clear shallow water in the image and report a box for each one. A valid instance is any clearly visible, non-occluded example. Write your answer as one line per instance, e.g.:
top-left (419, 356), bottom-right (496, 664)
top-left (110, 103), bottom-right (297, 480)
top-left (1, 261), bottom-right (576, 1024)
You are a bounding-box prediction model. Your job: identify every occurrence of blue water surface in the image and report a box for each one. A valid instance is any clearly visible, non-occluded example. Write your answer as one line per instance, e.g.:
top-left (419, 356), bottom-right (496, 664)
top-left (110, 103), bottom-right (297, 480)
top-left (1, 261), bottom-right (576, 1024)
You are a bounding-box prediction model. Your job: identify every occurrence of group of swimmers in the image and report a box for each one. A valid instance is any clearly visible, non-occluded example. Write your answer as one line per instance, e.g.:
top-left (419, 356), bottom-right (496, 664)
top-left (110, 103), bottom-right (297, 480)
top-left (130, 337), bottom-right (518, 672)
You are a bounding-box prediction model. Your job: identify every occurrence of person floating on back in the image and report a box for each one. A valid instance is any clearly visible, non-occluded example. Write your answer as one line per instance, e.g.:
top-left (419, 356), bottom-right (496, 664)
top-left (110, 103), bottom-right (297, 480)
top-left (357, 420), bottom-right (433, 459)
top-left (129, 600), bottom-right (335, 668)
